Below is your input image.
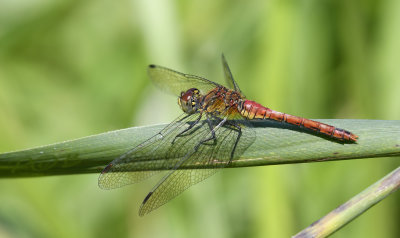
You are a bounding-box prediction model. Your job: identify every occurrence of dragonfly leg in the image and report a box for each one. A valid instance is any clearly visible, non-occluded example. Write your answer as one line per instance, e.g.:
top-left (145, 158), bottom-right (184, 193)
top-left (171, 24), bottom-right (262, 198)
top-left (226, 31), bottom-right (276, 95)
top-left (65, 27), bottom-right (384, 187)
top-left (204, 113), bottom-right (218, 143)
top-left (224, 121), bottom-right (242, 163)
top-left (194, 107), bottom-right (234, 150)
top-left (176, 113), bottom-right (192, 122)
top-left (194, 117), bottom-right (227, 151)
top-left (172, 112), bottom-right (202, 144)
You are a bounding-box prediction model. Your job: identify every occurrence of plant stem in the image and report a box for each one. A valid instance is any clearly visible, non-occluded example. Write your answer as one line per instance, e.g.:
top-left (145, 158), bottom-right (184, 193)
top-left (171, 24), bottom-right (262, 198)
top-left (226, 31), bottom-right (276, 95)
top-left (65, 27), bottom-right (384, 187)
top-left (293, 166), bottom-right (400, 238)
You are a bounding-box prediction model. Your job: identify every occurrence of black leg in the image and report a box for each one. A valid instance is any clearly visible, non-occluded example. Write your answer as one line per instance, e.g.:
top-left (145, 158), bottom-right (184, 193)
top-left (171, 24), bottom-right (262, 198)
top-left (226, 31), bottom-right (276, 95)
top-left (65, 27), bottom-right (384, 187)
top-left (194, 117), bottom-right (227, 151)
top-left (204, 114), bottom-right (218, 143)
top-left (224, 121), bottom-right (242, 163)
top-left (176, 113), bottom-right (192, 122)
top-left (172, 112), bottom-right (202, 144)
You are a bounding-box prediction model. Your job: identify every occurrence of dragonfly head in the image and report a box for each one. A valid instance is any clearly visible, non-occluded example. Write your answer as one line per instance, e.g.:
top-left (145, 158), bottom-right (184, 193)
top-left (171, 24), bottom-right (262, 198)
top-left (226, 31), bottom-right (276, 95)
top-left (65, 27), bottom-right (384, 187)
top-left (178, 88), bottom-right (201, 114)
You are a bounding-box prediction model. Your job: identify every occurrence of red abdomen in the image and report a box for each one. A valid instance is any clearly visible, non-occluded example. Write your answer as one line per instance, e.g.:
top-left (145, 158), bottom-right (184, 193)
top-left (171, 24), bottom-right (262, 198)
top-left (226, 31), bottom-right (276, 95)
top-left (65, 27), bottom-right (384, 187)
top-left (239, 100), bottom-right (358, 142)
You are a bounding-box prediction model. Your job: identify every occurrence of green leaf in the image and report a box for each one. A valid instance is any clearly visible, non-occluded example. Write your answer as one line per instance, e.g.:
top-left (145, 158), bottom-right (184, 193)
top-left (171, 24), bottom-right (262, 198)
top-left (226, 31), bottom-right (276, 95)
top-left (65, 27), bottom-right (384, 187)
top-left (0, 119), bottom-right (399, 177)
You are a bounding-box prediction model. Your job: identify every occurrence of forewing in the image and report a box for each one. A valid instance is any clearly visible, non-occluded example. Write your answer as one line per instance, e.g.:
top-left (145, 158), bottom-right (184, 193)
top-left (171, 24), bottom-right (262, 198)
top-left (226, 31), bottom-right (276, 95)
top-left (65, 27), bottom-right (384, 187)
top-left (98, 113), bottom-right (203, 189)
top-left (221, 54), bottom-right (243, 95)
top-left (148, 65), bottom-right (219, 96)
top-left (138, 116), bottom-right (255, 216)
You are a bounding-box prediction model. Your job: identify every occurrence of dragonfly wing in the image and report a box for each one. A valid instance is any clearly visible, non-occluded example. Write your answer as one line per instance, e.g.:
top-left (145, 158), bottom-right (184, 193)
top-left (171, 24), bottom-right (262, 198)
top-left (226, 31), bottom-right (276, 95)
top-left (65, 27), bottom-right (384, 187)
top-left (221, 54), bottom-right (243, 95)
top-left (148, 65), bottom-right (219, 96)
top-left (98, 113), bottom-right (203, 189)
top-left (139, 169), bottom-right (217, 216)
top-left (138, 116), bottom-right (255, 216)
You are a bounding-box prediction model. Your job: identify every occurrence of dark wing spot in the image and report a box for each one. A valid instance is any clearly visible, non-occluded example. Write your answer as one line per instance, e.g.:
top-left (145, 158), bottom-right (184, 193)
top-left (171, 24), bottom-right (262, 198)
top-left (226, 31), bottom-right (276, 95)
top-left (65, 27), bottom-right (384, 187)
top-left (101, 163), bottom-right (113, 174)
top-left (143, 192), bottom-right (153, 204)
top-left (149, 64), bottom-right (156, 68)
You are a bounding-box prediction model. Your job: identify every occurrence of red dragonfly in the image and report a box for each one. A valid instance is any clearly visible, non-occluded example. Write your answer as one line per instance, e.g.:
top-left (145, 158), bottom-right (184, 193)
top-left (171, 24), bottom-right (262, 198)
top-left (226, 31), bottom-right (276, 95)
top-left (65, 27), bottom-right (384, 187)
top-left (99, 55), bottom-right (358, 216)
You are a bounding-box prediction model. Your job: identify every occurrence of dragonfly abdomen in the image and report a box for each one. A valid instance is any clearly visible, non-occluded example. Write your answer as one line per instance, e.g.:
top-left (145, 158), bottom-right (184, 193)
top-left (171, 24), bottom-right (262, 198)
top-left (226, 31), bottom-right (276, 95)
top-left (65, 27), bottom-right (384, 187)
top-left (240, 100), bottom-right (358, 142)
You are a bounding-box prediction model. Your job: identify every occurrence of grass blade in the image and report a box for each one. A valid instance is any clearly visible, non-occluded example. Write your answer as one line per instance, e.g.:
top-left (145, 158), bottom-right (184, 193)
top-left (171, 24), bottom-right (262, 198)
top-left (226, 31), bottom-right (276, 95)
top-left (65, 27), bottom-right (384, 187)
top-left (293, 166), bottom-right (400, 238)
top-left (0, 119), bottom-right (399, 177)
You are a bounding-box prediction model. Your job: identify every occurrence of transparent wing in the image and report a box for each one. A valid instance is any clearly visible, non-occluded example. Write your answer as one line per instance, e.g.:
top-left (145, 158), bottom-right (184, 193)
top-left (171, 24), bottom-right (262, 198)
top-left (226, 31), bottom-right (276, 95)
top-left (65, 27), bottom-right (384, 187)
top-left (221, 54), bottom-right (243, 95)
top-left (98, 112), bottom-right (204, 189)
top-left (148, 65), bottom-right (220, 96)
top-left (139, 113), bottom-right (255, 216)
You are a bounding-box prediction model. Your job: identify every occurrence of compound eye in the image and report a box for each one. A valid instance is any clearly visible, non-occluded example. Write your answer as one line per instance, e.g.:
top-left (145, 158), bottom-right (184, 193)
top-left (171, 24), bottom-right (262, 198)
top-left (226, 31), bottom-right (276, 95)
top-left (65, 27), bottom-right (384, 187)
top-left (178, 88), bottom-right (201, 114)
top-left (180, 91), bottom-right (193, 102)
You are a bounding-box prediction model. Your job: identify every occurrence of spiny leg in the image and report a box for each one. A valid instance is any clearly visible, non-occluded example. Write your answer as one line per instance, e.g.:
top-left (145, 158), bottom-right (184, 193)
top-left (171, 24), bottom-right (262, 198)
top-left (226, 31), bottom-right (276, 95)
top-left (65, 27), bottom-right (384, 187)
top-left (150, 113), bottom-right (194, 142)
top-left (194, 117), bottom-right (227, 151)
top-left (204, 113), bottom-right (218, 144)
top-left (196, 106), bottom-right (232, 148)
top-left (197, 113), bottom-right (230, 147)
top-left (172, 112), bottom-right (203, 144)
top-left (224, 121), bottom-right (242, 164)
top-left (176, 113), bottom-right (192, 123)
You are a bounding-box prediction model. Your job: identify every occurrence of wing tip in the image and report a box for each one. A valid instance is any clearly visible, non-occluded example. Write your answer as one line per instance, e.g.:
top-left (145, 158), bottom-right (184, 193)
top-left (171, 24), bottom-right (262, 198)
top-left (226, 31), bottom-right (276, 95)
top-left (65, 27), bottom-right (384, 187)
top-left (138, 192), bottom-right (154, 217)
top-left (143, 192), bottom-right (153, 204)
top-left (101, 163), bottom-right (113, 174)
top-left (98, 163), bottom-right (114, 189)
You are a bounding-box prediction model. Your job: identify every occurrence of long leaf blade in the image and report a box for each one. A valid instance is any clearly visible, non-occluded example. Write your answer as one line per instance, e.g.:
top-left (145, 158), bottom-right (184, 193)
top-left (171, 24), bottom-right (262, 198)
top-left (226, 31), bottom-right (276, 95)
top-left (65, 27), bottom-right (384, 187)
top-left (0, 119), bottom-right (399, 177)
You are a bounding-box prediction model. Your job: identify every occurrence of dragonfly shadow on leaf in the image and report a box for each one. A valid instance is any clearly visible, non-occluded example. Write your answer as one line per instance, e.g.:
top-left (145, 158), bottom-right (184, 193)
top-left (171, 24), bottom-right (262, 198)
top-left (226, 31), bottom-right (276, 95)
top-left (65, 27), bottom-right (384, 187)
top-left (249, 120), bottom-right (357, 144)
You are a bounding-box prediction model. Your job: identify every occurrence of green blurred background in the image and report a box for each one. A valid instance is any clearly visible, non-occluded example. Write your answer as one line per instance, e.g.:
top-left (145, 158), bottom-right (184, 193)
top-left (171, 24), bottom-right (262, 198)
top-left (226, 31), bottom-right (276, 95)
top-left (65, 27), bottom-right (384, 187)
top-left (0, 0), bottom-right (399, 237)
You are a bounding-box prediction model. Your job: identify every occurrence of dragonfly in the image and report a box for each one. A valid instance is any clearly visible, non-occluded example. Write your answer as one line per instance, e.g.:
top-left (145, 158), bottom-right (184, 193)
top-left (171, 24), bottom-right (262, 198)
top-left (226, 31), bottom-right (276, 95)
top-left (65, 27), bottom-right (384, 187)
top-left (99, 55), bottom-right (358, 216)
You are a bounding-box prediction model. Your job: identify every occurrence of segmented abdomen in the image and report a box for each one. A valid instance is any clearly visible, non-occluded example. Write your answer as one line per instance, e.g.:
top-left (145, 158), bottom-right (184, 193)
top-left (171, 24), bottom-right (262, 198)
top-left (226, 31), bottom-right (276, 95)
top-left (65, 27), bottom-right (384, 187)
top-left (240, 100), bottom-right (358, 142)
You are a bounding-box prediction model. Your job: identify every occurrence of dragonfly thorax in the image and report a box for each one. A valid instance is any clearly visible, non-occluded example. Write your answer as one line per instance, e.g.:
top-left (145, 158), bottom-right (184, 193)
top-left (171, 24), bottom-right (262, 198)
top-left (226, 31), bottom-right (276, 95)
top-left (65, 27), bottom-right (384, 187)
top-left (178, 88), bottom-right (201, 114)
